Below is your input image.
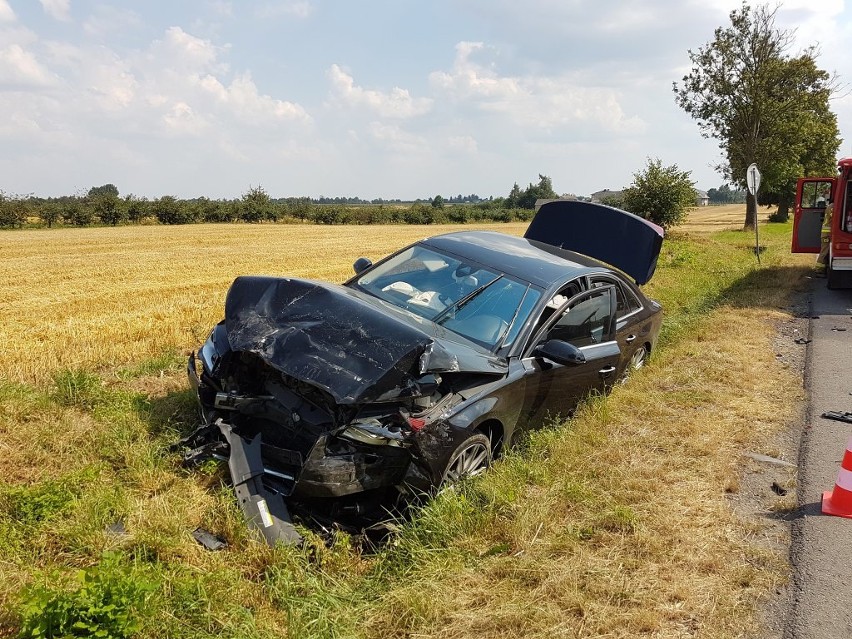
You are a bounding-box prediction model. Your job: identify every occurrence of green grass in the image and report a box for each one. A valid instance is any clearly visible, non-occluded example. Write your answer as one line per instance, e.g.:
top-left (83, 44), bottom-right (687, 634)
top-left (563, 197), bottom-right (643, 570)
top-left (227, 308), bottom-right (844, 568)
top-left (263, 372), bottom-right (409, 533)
top-left (0, 219), bottom-right (809, 638)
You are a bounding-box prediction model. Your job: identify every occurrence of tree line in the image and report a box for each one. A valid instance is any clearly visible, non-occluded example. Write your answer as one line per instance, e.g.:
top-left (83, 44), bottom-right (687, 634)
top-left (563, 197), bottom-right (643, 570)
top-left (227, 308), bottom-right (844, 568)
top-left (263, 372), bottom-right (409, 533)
top-left (0, 167), bottom-right (738, 234)
top-left (0, 181), bottom-right (555, 230)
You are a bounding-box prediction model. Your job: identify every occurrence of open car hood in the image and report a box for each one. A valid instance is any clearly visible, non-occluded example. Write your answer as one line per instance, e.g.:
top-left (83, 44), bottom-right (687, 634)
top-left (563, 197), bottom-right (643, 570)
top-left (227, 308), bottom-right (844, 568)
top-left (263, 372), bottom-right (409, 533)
top-left (524, 201), bottom-right (664, 285)
top-left (223, 276), bottom-right (507, 405)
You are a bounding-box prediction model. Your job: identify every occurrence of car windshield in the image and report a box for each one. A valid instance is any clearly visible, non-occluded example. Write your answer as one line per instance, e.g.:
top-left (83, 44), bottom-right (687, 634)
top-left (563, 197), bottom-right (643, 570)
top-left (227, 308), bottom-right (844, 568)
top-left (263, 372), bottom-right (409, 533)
top-left (354, 245), bottom-right (540, 349)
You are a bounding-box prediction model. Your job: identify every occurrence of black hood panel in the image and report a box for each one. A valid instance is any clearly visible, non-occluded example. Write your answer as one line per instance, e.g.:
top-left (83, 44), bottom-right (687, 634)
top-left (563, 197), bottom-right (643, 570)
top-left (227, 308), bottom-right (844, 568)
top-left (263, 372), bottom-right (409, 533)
top-left (223, 276), bottom-right (505, 404)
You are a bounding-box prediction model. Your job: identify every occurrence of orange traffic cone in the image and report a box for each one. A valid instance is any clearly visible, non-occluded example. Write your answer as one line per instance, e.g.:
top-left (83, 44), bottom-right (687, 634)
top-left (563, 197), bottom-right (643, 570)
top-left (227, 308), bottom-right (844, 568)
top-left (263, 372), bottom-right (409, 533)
top-left (822, 436), bottom-right (852, 518)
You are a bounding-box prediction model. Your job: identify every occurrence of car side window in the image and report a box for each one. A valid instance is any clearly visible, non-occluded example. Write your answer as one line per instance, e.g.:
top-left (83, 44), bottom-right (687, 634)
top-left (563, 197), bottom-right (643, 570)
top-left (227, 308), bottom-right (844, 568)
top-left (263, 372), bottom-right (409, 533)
top-left (590, 276), bottom-right (640, 319)
top-left (546, 287), bottom-right (615, 347)
top-left (529, 280), bottom-right (582, 339)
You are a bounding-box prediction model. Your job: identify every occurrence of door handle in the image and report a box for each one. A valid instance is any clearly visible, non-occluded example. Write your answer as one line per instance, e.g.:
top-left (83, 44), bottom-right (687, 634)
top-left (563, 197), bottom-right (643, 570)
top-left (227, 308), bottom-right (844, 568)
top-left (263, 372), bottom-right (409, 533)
top-left (599, 365), bottom-right (617, 377)
top-left (625, 334), bottom-right (636, 343)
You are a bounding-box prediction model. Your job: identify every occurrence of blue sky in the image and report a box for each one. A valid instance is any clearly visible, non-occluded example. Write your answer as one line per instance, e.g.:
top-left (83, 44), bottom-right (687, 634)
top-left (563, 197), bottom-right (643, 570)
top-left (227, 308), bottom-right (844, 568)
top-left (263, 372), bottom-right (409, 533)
top-left (0, 0), bottom-right (848, 200)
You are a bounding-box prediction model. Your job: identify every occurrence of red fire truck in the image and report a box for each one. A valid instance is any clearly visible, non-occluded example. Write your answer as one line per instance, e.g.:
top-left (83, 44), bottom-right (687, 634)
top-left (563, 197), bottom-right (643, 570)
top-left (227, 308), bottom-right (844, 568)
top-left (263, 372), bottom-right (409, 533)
top-left (792, 158), bottom-right (852, 289)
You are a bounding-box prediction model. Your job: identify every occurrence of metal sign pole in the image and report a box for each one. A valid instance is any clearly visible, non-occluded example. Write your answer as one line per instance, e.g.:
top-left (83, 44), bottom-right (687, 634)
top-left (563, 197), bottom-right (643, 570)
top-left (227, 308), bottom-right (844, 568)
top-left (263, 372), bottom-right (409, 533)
top-left (747, 164), bottom-right (761, 264)
top-left (753, 188), bottom-right (760, 265)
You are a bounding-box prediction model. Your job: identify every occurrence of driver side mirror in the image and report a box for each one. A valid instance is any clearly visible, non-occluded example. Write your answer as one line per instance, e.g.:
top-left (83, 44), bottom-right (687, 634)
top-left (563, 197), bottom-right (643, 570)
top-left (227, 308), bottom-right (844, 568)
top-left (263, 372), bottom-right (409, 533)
top-left (353, 257), bottom-right (373, 274)
top-left (532, 339), bottom-right (586, 366)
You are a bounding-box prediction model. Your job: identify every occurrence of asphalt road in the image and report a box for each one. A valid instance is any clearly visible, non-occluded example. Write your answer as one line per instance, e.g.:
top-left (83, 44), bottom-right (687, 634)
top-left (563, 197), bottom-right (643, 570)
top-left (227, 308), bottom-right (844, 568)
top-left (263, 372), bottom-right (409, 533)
top-left (786, 282), bottom-right (852, 638)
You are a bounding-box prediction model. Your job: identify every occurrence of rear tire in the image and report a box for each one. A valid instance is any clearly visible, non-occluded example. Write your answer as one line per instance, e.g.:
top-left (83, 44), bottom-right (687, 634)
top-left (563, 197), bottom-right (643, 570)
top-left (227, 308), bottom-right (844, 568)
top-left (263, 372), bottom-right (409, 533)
top-left (621, 345), bottom-right (649, 383)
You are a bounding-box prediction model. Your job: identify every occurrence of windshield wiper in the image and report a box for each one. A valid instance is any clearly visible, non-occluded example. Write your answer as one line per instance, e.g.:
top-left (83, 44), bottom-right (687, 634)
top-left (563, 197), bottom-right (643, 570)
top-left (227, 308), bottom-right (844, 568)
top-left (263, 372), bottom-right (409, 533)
top-left (432, 275), bottom-right (503, 324)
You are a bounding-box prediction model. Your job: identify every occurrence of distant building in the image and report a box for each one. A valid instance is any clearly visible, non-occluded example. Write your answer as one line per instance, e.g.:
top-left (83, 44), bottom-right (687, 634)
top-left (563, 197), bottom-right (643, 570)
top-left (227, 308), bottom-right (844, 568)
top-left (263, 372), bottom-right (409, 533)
top-left (695, 189), bottom-right (710, 206)
top-left (590, 189), bottom-right (624, 204)
top-left (534, 196), bottom-right (576, 211)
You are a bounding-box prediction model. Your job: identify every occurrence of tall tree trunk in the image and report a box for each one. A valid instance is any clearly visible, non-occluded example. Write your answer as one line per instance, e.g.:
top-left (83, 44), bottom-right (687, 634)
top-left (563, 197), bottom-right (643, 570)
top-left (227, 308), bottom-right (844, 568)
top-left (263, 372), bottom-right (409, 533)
top-left (776, 191), bottom-right (791, 222)
top-left (744, 193), bottom-right (757, 229)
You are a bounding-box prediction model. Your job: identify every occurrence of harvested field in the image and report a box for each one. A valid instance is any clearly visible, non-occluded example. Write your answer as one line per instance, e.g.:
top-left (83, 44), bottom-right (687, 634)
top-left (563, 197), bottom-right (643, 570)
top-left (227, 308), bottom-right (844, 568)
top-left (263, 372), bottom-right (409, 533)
top-left (0, 222), bottom-right (527, 383)
top-left (685, 203), bottom-right (770, 232)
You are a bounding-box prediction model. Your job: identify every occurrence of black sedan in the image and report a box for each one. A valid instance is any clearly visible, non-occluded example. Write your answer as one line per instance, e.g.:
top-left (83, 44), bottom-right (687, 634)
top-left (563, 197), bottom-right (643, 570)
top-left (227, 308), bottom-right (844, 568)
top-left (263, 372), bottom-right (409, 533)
top-left (184, 201), bottom-right (664, 544)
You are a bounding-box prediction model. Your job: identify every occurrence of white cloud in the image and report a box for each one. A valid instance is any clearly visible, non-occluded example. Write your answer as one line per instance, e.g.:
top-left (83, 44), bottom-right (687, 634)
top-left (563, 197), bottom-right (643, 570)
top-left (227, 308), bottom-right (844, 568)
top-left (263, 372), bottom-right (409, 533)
top-left (368, 122), bottom-right (428, 154)
top-left (430, 41), bottom-right (645, 135)
top-left (328, 64), bottom-right (433, 118)
top-left (0, 44), bottom-right (58, 87)
top-left (0, 23), bottom-right (313, 164)
top-left (0, 0), bottom-right (14, 22)
top-left (198, 73), bottom-right (310, 123)
top-left (84, 56), bottom-right (137, 109)
top-left (429, 42), bottom-right (519, 100)
top-left (0, 25), bottom-right (39, 48)
top-left (39, 0), bottom-right (71, 21)
top-left (152, 26), bottom-right (220, 71)
top-left (162, 101), bottom-right (208, 136)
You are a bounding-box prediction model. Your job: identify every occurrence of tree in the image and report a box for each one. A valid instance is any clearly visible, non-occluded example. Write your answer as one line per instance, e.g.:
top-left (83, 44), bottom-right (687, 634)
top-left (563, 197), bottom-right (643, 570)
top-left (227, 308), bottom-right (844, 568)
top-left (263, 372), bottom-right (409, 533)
top-left (621, 158), bottom-right (696, 229)
top-left (192, 197), bottom-right (234, 223)
top-left (124, 195), bottom-right (149, 223)
top-left (753, 53), bottom-right (839, 220)
top-left (239, 185), bottom-right (273, 223)
top-left (0, 192), bottom-right (27, 228)
top-left (431, 194), bottom-right (445, 209)
top-left (505, 175), bottom-right (558, 209)
top-left (674, 3), bottom-right (839, 228)
top-left (152, 196), bottom-right (193, 225)
top-left (598, 193), bottom-right (625, 208)
top-left (92, 192), bottom-right (125, 226)
top-left (518, 174), bottom-right (558, 209)
top-left (88, 184), bottom-right (119, 198)
top-left (62, 197), bottom-right (93, 226)
top-left (40, 201), bottom-right (62, 228)
top-left (707, 184), bottom-right (746, 204)
top-left (505, 183), bottom-right (522, 209)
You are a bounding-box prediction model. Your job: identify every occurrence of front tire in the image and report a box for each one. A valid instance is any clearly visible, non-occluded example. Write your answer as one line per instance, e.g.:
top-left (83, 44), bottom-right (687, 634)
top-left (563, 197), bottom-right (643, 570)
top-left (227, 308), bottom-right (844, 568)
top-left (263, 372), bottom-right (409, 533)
top-left (441, 433), bottom-right (491, 487)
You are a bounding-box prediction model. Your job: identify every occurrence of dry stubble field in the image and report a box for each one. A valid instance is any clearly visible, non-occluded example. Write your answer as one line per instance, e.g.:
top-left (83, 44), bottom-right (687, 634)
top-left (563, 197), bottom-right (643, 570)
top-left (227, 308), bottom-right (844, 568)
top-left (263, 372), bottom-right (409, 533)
top-left (0, 205), bottom-right (763, 384)
top-left (2, 222), bottom-right (524, 384)
top-left (0, 205), bottom-right (814, 638)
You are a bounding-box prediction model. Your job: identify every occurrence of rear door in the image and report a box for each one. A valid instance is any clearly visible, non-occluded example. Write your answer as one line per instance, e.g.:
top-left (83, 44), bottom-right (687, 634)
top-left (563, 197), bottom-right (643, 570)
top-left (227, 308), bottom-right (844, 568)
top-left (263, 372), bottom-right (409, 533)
top-left (793, 178), bottom-right (835, 253)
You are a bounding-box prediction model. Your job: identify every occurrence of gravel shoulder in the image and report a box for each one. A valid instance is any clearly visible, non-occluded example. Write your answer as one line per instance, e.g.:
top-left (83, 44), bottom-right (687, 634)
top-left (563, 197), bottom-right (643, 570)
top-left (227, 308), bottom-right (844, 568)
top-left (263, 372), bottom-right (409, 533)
top-left (730, 287), bottom-right (809, 638)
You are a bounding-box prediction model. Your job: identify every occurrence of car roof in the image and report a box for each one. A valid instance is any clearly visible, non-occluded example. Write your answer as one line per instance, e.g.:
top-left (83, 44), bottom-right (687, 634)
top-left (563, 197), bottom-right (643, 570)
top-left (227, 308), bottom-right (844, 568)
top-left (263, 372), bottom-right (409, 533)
top-left (421, 230), bottom-right (606, 289)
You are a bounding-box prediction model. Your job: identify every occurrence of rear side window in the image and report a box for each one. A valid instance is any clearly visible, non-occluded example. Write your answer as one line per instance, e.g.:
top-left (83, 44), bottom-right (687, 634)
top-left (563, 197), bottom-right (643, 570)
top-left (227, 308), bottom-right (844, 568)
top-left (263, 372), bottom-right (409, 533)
top-left (590, 276), bottom-right (641, 319)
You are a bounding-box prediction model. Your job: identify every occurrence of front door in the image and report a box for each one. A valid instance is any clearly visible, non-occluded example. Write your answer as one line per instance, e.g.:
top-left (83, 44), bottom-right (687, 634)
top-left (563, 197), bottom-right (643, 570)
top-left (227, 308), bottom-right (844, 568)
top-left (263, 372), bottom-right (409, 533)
top-left (793, 178), bottom-right (835, 253)
top-left (520, 286), bottom-right (621, 427)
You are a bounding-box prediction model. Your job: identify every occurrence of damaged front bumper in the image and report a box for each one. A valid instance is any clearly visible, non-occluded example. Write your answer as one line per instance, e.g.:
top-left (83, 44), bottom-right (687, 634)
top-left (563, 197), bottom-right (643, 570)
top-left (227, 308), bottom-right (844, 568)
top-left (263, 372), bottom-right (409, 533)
top-left (184, 354), bottom-right (431, 544)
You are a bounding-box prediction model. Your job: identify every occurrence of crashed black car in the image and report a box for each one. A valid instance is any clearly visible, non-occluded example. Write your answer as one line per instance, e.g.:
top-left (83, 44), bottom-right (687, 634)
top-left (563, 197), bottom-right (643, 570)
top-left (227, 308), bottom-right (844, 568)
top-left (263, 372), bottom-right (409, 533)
top-left (184, 201), bottom-right (664, 543)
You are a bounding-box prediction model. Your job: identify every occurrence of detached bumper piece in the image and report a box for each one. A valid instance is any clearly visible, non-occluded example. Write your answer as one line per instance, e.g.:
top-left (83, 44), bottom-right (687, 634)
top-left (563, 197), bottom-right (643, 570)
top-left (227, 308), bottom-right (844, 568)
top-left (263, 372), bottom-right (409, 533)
top-left (215, 419), bottom-right (303, 546)
top-left (822, 411), bottom-right (852, 425)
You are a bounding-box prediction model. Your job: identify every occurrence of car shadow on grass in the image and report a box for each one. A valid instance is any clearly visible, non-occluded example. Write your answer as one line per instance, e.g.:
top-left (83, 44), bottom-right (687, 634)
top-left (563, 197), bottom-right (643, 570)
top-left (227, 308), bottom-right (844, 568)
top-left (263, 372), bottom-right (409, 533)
top-left (141, 386), bottom-right (200, 441)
